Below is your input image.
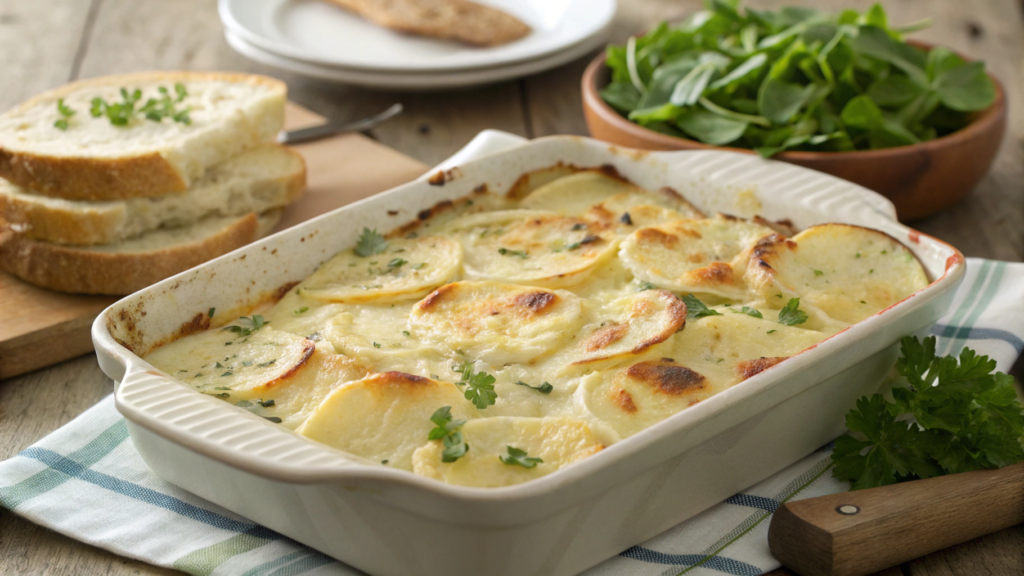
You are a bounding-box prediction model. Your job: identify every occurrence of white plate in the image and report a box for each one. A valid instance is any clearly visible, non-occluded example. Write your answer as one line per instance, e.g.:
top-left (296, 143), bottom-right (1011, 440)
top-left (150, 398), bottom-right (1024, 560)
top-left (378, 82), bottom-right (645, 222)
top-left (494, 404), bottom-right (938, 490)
top-left (219, 0), bottom-right (616, 72)
top-left (224, 28), bottom-right (609, 89)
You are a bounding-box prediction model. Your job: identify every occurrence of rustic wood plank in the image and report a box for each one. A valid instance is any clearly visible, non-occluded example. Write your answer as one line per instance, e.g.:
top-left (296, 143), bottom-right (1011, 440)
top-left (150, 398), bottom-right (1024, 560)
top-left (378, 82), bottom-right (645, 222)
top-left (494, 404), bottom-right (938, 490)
top-left (0, 0), bottom-right (95, 110)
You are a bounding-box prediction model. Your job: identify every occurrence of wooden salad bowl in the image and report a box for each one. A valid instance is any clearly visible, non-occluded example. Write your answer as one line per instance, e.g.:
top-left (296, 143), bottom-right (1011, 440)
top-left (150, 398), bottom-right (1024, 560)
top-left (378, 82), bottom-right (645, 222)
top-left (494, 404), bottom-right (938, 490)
top-left (581, 47), bottom-right (1007, 221)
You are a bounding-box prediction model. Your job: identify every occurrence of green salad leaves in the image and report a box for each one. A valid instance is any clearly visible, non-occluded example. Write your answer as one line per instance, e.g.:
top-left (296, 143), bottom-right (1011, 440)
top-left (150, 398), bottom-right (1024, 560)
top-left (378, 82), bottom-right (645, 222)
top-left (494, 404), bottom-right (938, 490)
top-left (832, 336), bottom-right (1024, 490)
top-left (602, 1), bottom-right (995, 156)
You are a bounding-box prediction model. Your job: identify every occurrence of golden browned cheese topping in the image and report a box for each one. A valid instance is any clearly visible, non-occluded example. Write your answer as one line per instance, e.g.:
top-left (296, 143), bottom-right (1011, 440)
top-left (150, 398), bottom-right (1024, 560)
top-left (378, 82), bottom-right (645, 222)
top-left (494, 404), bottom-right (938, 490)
top-left (582, 322), bottom-right (630, 352)
top-left (625, 360), bottom-right (707, 395)
top-left (735, 357), bottom-right (787, 380)
top-left (612, 388), bottom-right (638, 413)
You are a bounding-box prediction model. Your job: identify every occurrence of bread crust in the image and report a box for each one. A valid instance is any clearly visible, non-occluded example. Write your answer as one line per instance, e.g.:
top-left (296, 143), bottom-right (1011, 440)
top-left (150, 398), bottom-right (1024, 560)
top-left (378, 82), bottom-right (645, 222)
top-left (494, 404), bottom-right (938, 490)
top-left (0, 146), bottom-right (307, 246)
top-left (325, 0), bottom-right (531, 47)
top-left (0, 71), bottom-right (287, 201)
top-left (0, 213), bottom-right (259, 295)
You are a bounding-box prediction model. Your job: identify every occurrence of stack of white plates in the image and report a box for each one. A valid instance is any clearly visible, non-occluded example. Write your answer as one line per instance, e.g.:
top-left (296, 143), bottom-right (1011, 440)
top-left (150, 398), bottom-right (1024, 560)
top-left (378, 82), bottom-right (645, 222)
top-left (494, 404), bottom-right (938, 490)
top-left (219, 0), bottom-right (616, 90)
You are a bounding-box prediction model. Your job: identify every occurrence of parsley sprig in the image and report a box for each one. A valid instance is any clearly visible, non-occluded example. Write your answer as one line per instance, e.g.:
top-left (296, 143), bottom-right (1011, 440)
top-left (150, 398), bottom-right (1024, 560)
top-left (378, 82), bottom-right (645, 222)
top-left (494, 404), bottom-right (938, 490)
top-left (428, 406), bottom-right (469, 462)
top-left (515, 380), bottom-right (553, 394)
top-left (832, 336), bottom-right (1024, 490)
top-left (777, 298), bottom-right (808, 326)
top-left (683, 294), bottom-right (723, 319)
top-left (223, 314), bottom-right (269, 337)
top-left (453, 361), bottom-right (498, 409)
top-left (354, 228), bottom-right (388, 257)
top-left (731, 306), bottom-right (763, 319)
top-left (498, 247), bottom-right (529, 258)
top-left (500, 446), bottom-right (543, 468)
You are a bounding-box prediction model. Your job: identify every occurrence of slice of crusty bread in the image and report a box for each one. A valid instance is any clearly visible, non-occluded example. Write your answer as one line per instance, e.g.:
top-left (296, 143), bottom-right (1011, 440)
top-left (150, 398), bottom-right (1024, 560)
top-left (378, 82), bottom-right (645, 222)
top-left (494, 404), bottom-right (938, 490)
top-left (0, 210), bottom-right (281, 295)
top-left (0, 72), bottom-right (286, 202)
top-left (0, 143), bottom-right (305, 246)
top-left (326, 0), bottom-right (531, 47)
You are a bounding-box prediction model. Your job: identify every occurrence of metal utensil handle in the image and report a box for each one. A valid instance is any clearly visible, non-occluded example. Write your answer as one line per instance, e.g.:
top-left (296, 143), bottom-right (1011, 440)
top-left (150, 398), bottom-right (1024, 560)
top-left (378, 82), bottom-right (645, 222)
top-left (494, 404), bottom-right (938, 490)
top-left (278, 103), bottom-right (403, 145)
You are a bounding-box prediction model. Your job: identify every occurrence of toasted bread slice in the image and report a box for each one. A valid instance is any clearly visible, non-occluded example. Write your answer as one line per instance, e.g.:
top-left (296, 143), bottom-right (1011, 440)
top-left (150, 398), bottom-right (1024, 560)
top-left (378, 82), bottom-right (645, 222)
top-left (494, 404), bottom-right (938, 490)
top-left (0, 144), bottom-right (305, 246)
top-left (0, 210), bottom-right (281, 295)
top-left (326, 0), bottom-right (531, 47)
top-left (0, 72), bottom-right (285, 201)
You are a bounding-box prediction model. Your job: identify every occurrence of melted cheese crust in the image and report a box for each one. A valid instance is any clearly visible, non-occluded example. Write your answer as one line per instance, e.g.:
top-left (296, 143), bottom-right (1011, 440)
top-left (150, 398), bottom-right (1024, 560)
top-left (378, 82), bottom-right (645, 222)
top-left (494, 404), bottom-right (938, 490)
top-left (144, 169), bottom-right (930, 487)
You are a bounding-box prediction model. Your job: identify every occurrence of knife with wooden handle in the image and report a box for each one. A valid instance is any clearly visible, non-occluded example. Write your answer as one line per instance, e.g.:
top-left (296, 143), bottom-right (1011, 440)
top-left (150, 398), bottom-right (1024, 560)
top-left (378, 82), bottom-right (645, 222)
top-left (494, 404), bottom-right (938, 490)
top-left (767, 461), bottom-right (1024, 576)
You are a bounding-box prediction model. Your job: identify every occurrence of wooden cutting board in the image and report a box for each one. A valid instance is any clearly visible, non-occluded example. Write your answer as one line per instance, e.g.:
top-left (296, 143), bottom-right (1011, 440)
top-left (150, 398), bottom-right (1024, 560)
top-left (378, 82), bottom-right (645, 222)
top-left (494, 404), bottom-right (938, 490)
top-left (0, 104), bottom-right (428, 380)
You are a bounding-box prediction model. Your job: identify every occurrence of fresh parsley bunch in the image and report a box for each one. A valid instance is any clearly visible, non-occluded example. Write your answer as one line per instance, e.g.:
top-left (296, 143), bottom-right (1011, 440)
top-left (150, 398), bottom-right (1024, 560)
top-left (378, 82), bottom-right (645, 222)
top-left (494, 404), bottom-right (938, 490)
top-left (832, 336), bottom-right (1024, 490)
top-left (602, 1), bottom-right (995, 156)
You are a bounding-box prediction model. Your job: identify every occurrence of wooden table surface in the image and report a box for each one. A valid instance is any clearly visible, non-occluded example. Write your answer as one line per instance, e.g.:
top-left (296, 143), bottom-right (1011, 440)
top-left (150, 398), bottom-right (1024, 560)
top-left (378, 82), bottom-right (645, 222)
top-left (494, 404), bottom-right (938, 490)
top-left (1, 1), bottom-right (1021, 575)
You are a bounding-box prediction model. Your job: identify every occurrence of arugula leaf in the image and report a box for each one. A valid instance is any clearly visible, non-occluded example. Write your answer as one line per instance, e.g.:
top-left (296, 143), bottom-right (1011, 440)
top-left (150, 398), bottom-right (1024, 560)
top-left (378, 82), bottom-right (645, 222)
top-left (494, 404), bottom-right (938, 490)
top-left (600, 2), bottom-right (992, 157)
top-left (515, 380), bottom-right (554, 394)
top-left (777, 298), bottom-right (808, 325)
top-left (223, 315), bottom-right (269, 337)
top-left (832, 336), bottom-right (1024, 489)
top-left (354, 228), bottom-right (388, 257)
top-left (453, 361), bottom-right (498, 409)
top-left (682, 294), bottom-right (723, 319)
top-left (427, 406), bottom-right (469, 462)
top-left (500, 446), bottom-right (543, 469)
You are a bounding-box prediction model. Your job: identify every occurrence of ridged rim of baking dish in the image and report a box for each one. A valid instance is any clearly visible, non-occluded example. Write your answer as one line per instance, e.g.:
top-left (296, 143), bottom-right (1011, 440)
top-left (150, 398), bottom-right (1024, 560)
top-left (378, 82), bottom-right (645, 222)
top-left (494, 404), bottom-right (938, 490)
top-left (94, 135), bottom-right (965, 503)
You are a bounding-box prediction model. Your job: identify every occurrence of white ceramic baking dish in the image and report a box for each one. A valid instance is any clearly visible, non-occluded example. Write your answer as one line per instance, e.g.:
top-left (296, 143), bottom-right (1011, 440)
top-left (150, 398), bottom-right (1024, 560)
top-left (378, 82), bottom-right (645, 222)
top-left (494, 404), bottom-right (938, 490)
top-left (93, 133), bottom-right (965, 576)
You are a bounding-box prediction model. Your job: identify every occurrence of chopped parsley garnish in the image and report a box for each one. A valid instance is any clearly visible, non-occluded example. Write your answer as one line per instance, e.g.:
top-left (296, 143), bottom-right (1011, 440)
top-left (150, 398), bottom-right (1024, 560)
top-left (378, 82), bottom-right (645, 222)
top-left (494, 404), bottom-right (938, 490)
top-left (767, 329), bottom-right (777, 334)
top-left (354, 228), bottom-right (388, 257)
top-left (813, 269), bottom-right (825, 277)
top-left (373, 342), bottom-right (381, 348)
top-left (620, 212), bottom-right (632, 225)
top-left (263, 416), bottom-right (283, 423)
top-left (636, 281), bottom-right (657, 292)
top-left (294, 307), bottom-right (308, 315)
top-left (731, 306), bottom-right (763, 319)
top-left (212, 392), bottom-right (230, 399)
top-left (257, 359), bottom-right (277, 368)
top-left (498, 247), bottom-right (528, 258)
top-left (454, 361), bottom-right (497, 409)
top-left (381, 459), bottom-right (388, 464)
top-left (428, 406), bottom-right (469, 462)
top-left (224, 314), bottom-right (269, 336)
top-left (832, 337), bottom-right (1024, 490)
top-left (208, 307), bottom-right (216, 318)
top-left (54, 98), bottom-right (75, 130)
top-left (554, 235), bottom-right (599, 252)
top-left (220, 371), bottom-right (233, 377)
top-left (412, 262), bottom-right (427, 270)
top-left (257, 399), bottom-right (275, 408)
top-left (402, 330), bottom-right (411, 337)
top-left (500, 446), bottom-right (543, 469)
top-left (387, 257), bottom-right (407, 270)
top-left (777, 298), bottom-right (808, 326)
top-left (571, 223), bottom-right (587, 231)
top-left (683, 294), bottom-right (723, 319)
top-left (516, 380), bottom-right (553, 394)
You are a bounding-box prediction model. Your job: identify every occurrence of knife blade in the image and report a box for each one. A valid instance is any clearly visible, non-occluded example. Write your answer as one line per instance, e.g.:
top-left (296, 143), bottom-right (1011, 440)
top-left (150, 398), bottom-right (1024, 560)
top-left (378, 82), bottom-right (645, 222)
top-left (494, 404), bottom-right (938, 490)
top-left (277, 103), bottom-right (403, 145)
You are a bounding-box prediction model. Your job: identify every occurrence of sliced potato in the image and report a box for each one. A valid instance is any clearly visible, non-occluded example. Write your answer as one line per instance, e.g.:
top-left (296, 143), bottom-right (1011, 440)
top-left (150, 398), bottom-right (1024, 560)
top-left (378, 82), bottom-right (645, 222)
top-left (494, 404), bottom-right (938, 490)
top-left (409, 281), bottom-right (583, 365)
top-left (519, 171), bottom-right (640, 215)
top-left (454, 214), bottom-right (617, 288)
top-left (247, 343), bottom-right (370, 429)
top-left (324, 302), bottom-right (445, 361)
top-left (411, 416), bottom-right (604, 487)
top-left (584, 189), bottom-right (704, 233)
top-left (744, 224), bottom-right (929, 324)
top-left (579, 310), bottom-right (829, 437)
top-left (560, 289), bottom-right (686, 370)
top-left (298, 235), bottom-right (462, 303)
top-left (619, 216), bottom-right (776, 300)
top-left (298, 372), bottom-right (478, 470)
top-left (146, 325), bottom-right (316, 401)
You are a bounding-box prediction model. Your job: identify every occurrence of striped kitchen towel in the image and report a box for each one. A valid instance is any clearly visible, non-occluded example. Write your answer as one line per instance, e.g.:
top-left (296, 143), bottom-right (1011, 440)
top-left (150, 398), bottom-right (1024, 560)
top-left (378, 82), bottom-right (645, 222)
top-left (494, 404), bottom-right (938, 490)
top-left (1, 258), bottom-right (1022, 576)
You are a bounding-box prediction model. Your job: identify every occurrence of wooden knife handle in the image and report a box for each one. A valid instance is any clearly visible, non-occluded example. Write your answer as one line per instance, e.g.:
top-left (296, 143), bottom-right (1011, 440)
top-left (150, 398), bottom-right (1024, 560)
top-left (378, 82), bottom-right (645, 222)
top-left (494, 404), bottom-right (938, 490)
top-left (767, 461), bottom-right (1024, 576)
